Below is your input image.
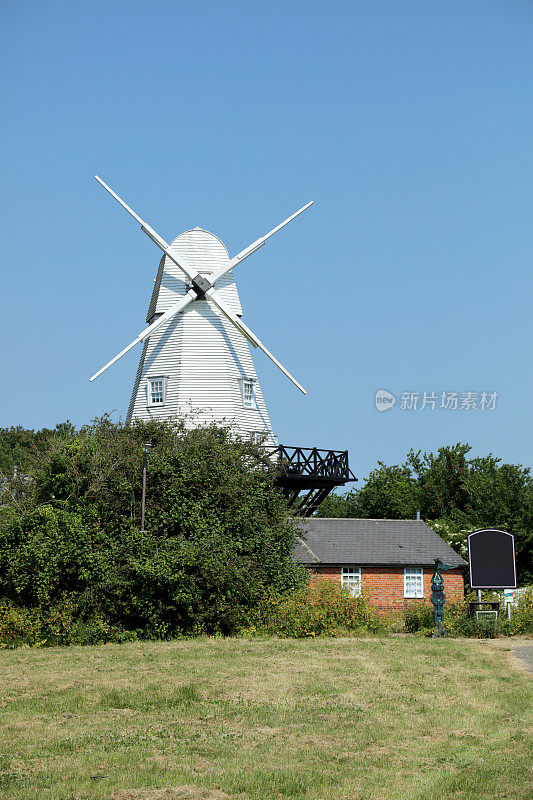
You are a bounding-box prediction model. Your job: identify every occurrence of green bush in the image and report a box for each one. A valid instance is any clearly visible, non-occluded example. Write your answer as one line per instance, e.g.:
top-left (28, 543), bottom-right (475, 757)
top-left (0, 598), bottom-right (135, 649)
top-left (498, 587), bottom-right (533, 635)
top-left (248, 582), bottom-right (383, 638)
top-left (450, 613), bottom-right (499, 639)
top-left (0, 599), bottom-right (43, 648)
top-left (439, 591), bottom-right (533, 638)
top-left (403, 601), bottom-right (434, 633)
top-left (0, 417), bottom-right (305, 644)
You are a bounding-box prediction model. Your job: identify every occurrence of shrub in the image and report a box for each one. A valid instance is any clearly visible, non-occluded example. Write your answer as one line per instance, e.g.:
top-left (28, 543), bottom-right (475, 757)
top-left (249, 582), bottom-right (383, 638)
top-left (440, 591), bottom-right (533, 638)
top-left (0, 417), bottom-right (305, 643)
top-left (0, 598), bottom-right (135, 649)
top-left (0, 599), bottom-right (43, 648)
top-left (403, 601), bottom-right (433, 633)
top-left (450, 614), bottom-right (499, 639)
top-left (498, 587), bottom-right (533, 636)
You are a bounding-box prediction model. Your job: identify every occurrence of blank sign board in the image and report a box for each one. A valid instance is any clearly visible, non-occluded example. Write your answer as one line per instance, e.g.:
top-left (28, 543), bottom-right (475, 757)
top-left (468, 529), bottom-right (517, 589)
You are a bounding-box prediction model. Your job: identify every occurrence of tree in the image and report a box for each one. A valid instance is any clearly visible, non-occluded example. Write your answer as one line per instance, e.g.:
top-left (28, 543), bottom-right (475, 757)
top-left (317, 444), bottom-right (532, 584)
top-left (318, 462), bottom-right (421, 520)
top-left (0, 416), bottom-right (305, 636)
top-left (0, 422), bottom-right (76, 475)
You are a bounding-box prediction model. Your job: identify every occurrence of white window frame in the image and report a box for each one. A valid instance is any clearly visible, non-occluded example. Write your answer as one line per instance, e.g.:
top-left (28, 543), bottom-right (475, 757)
top-left (241, 379), bottom-right (256, 409)
top-left (147, 376), bottom-right (167, 407)
top-left (341, 566), bottom-right (361, 597)
top-left (404, 567), bottom-right (424, 598)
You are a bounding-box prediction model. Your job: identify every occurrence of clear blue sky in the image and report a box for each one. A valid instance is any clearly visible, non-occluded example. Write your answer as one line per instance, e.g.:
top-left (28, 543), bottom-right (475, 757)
top-left (1, 0), bottom-right (532, 480)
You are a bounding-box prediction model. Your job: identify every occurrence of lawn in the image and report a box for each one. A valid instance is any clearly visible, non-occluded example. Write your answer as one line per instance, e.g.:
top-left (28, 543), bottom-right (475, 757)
top-left (0, 636), bottom-right (531, 800)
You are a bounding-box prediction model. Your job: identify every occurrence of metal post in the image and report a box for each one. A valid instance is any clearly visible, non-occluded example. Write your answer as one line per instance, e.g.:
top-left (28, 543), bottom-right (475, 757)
top-left (140, 441), bottom-right (152, 532)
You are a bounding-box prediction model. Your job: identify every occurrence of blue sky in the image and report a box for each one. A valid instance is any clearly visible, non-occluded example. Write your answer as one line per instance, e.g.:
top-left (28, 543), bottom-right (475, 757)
top-left (1, 0), bottom-right (532, 480)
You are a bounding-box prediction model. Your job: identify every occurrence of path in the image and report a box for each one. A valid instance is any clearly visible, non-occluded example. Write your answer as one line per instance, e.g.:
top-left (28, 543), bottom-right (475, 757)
top-left (483, 638), bottom-right (533, 676)
top-left (512, 644), bottom-right (533, 675)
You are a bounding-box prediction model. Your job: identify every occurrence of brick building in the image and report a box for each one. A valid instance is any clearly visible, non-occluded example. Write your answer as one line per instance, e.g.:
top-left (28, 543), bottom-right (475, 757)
top-left (295, 518), bottom-right (467, 612)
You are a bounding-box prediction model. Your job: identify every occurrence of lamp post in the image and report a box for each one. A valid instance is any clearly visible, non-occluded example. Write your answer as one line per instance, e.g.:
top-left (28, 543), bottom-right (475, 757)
top-left (140, 441), bottom-right (152, 532)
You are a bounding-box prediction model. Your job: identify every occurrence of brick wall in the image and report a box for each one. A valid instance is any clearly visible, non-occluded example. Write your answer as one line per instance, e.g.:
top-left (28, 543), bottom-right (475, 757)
top-left (308, 565), bottom-right (465, 612)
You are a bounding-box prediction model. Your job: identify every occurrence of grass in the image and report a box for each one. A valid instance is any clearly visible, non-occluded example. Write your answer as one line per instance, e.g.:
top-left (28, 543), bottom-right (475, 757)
top-left (0, 637), bottom-right (531, 800)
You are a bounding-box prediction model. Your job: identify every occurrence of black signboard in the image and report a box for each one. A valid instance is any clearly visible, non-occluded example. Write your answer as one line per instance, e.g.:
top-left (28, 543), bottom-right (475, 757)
top-left (468, 529), bottom-right (517, 589)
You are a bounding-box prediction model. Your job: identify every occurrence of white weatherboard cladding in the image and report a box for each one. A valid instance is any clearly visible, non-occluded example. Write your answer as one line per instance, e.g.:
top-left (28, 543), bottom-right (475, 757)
top-left (127, 229), bottom-right (275, 443)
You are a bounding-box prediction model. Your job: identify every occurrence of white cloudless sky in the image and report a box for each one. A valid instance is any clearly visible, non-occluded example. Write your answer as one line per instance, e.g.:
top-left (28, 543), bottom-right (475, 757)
top-left (1, 0), bottom-right (532, 480)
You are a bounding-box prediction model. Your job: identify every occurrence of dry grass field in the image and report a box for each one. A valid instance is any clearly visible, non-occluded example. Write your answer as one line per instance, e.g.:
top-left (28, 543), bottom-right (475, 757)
top-left (0, 636), bottom-right (531, 800)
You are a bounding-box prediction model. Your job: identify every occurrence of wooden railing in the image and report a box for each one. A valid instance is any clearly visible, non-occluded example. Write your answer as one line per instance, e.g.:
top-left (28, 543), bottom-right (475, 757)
top-left (265, 445), bottom-right (355, 482)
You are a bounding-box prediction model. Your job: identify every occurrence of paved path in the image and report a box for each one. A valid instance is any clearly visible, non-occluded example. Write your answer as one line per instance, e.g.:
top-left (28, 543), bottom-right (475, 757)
top-left (512, 644), bottom-right (533, 675)
top-left (481, 638), bottom-right (533, 676)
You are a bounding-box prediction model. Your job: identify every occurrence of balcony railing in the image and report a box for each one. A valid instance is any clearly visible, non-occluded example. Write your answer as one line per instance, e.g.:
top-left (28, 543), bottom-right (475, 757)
top-left (265, 445), bottom-right (356, 483)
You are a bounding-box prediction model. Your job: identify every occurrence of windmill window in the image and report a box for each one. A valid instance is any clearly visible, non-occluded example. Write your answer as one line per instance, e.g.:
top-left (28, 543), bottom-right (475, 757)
top-left (404, 567), bottom-right (424, 598)
top-left (242, 380), bottom-right (256, 409)
top-left (341, 567), bottom-right (361, 597)
top-left (147, 377), bottom-right (166, 406)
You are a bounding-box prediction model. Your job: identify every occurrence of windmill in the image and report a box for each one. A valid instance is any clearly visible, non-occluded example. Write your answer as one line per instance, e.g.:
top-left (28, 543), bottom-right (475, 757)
top-left (90, 177), bottom-right (356, 514)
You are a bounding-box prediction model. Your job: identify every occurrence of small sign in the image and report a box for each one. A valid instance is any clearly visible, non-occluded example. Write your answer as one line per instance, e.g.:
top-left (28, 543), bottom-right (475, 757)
top-left (475, 610), bottom-right (498, 624)
top-left (468, 529), bottom-right (517, 589)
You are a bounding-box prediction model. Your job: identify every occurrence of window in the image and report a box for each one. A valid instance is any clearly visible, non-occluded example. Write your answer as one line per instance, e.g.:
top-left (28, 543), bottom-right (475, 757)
top-left (341, 567), bottom-right (361, 597)
top-left (242, 379), bottom-right (256, 409)
top-left (147, 377), bottom-right (166, 406)
top-left (404, 567), bottom-right (424, 598)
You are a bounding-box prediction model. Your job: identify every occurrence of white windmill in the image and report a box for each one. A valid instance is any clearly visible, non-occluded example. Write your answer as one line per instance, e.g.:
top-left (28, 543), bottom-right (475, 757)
top-left (90, 177), bottom-right (312, 445)
top-left (90, 177), bottom-right (357, 514)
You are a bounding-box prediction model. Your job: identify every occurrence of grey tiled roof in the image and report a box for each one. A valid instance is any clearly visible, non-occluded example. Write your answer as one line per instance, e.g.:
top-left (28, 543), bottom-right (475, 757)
top-left (295, 518), bottom-right (467, 568)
